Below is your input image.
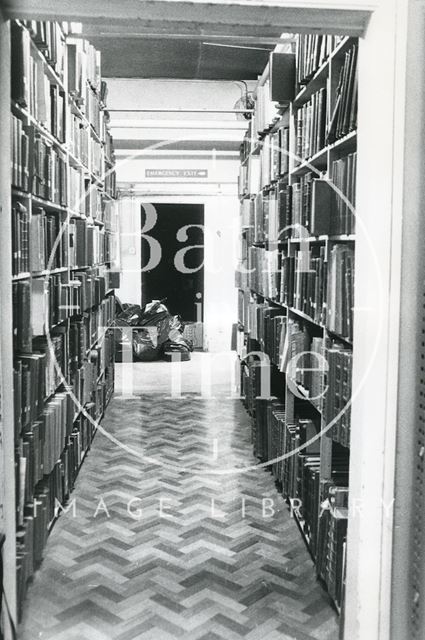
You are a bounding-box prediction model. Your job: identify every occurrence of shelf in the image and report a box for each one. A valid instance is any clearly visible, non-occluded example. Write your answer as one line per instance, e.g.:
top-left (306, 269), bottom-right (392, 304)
top-left (68, 210), bottom-right (87, 220)
top-left (67, 150), bottom-right (88, 172)
top-left (12, 272), bottom-right (30, 281)
top-left (11, 187), bottom-right (30, 199)
top-left (291, 146), bottom-right (328, 177)
top-left (12, 101), bottom-right (67, 152)
top-left (294, 56), bottom-right (330, 108)
top-left (330, 36), bottom-right (354, 62)
top-left (32, 267), bottom-right (69, 277)
top-left (289, 234), bottom-right (355, 244)
top-left (329, 129), bottom-right (357, 155)
top-left (289, 235), bottom-right (328, 244)
top-left (246, 292), bottom-right (351, 341)
top-left (50, 316), bottom-right (71, 332)
top-left (326, 328), bottom-right (353, 346)
top-left (27, 31), bottom-right (66, 93)
top-left (288, 307), bottom-right (325, 330)
top-left (290, 501), bottom-right (315, 562)
top-left (31, 195), bottom-right (67, 212)
top-left (89, 172), bottom-right (104, 188)
top-left (290, 381), bottom-right (322, 412)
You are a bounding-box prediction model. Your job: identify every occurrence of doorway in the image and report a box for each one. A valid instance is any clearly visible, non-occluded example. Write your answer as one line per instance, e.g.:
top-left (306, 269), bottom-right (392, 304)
top-left (140, 202), bottom-right (204, 321)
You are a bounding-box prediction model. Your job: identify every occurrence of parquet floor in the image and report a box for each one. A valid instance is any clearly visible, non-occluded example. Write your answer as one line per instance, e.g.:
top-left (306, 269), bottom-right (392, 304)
top-left (19, 354), bottom-right (338, 640)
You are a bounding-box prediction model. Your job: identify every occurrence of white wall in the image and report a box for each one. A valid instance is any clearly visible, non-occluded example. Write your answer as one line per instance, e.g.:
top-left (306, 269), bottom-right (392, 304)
top-left (106, 78), bottom-right (255, 122)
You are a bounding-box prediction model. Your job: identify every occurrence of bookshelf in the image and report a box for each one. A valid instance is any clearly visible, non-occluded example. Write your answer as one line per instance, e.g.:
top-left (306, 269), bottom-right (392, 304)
top-left (2, 18), bottom-right (120, 631)
top-left (236, 34), bottom-right (357, 618)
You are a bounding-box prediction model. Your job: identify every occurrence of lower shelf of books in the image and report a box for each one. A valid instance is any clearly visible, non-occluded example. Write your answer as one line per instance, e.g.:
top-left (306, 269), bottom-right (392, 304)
top-left (239, 354), bottom-right (348, 617)
top-left (15, 357), bottom-right (116, 621)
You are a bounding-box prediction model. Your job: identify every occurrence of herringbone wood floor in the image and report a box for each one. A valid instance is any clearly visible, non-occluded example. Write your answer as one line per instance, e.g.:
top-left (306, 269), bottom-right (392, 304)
top-left (19, 357), bottom-right (338, 640)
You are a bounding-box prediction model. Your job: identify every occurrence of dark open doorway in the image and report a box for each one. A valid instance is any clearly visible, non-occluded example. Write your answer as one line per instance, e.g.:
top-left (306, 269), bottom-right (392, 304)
top-left (140, 202), bottom-right (204, 321)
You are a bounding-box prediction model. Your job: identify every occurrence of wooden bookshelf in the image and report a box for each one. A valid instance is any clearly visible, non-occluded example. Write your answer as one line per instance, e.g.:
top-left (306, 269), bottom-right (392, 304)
top-left (236, 33), bottom-right (357, 622)
top-left (2, 18), bottom-right (121, 631)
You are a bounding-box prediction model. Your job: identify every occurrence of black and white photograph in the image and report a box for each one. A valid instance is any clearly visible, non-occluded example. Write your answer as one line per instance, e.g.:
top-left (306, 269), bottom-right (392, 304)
top-left (0, 1), bottom-right (420, 639)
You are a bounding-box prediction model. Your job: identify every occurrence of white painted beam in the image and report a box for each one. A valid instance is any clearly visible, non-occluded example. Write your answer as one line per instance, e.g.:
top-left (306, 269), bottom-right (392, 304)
top-left (114, 149), bottom-right (239, 156)
top-left (2, 0), bottom-right (373, 36)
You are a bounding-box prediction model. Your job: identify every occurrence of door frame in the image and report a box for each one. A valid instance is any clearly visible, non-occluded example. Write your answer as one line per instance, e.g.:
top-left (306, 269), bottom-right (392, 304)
top-left (1, 2), bottom-right (423, 639)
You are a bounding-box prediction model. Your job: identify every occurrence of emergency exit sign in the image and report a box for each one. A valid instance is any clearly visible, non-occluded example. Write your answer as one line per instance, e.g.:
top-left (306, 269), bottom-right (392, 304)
top-left (145, 169), bottom-right (208, 178)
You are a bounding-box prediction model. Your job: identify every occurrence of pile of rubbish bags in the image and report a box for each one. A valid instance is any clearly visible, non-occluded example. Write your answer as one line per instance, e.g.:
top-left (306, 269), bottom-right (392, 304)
top-left (113, 298), bottom-right (193, 362)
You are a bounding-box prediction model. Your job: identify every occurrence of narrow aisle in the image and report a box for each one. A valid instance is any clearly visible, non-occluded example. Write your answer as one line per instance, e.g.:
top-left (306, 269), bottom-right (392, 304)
top-left (20, 354), bottom-right (338, 640)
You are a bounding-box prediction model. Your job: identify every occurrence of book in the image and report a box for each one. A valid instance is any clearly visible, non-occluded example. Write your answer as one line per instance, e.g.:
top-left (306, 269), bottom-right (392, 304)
top-left (327, 244), bottom-right (355, 341)
top-left (11, 115), bottom-right (30, 191)
top-left (295, 88), bottom-right (327, 162)
top-left (327, 43), bottom-right (358, 144)
top-left (330, 152), bottom-right (357, 235)
top-left (296, 35), bottom-right (343, 89)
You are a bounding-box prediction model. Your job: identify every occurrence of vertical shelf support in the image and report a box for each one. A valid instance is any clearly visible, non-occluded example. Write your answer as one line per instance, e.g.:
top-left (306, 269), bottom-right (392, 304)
top-left (0, 14), bottom-right (17, 637)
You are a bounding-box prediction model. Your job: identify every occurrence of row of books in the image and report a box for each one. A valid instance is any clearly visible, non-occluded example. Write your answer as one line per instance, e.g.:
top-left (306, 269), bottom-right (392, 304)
top-left (70, 337), bottom-right (115, 415)
top-left (240, 360), bottom-right (350, 576)
top-left (13, 203), bottom-right (115, 278)
top-left (67, 38), bottom-right (102, 103)
top-left (238, 154), bottom-right (262, 200)
top-left (292, 173), bottom-right (330, 237)
top-left (12, 20), bottom-right (112, 154)
top-left (104, 168), bottom-right (117, 200)
top-left (327, 44), bottom-right (358, 144)
top-left (242, 298), bottom-right (287, 368)
top-left (295, 88), bottom-right (327, 162)
top-left (296, 35), bottom-right (343, 88)
top-left (32, 133), bottom-right (67, 205)
top-left (259, 309), bottom-right (287, 368)
top-left (17, 354), bottom-right (114, 516)
top-left (12, 200), bottom-right (30, 276)
top-left (327, 244), bottom-right (354, 341)
top-left (13, 271), bottom-right (115, 351)
top-left (16, 402), bottom-right (103, 620)
top-left (330, 153), bottom-right (357, 236)
top-left (103, 113), bottom-right (115, 163)
top-left (259, 126), bottom-right (290, 189)
top-left (27, 65), bottom-right (66, 143)
top-left (246, 246), bottom-right (280, 300)
top-left (69, 113), bottom-right (90, 167)
top-left (285, 320), bottom-right (325, 411)
top-left (11, 114), bottom-right (29, 191)
top-left (239, 247), bottom-right (352, 341)
top-left (69, 165), bottom-right (85, 214)
top-left (69, 219), bottom-right (108, 268)
top-left (18, 392), bottom-right (74, 514)
top-left (13, 297), bottom-right (115, 435)
top-left (11, 18), bottom-right (118, 619)
top-left (11, 22), bottom-right (65, 144)
top-left (325, 344), bottom-right (353, 448)
top-left (91, 133), bottom-right (104, 178)
top-left (23, 20), bottom-right (66, 78)
top-left (316, 485), bottom-right (349, 607)
top-left (80, 80), bottom-right (102, 138)
top-left (293, 246), bottom-right (328, 324)
top-left (29, 206), bottom-right (68, 272)
top-left (12, 122), bottom-right (114, 217)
